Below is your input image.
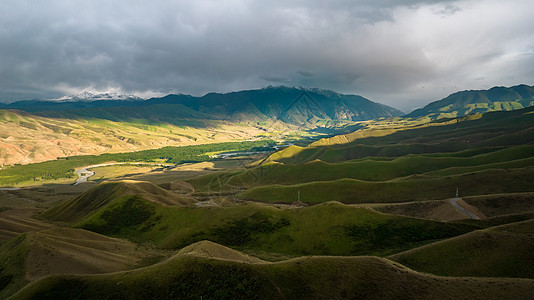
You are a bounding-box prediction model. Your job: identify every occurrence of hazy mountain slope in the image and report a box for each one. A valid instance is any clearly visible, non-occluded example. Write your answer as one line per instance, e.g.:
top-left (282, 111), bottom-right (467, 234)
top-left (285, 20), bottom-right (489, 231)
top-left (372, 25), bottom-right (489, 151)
top-left (3, 86), bottom-right (402, 126)
top-left (0, 109), bottom-right (261, 166)
top-left (407, 84), bottom-right (534, 119)
top-left (12, 240), bottom-right (534, 300)
top-left (172, 86), bottom-right (404, 124)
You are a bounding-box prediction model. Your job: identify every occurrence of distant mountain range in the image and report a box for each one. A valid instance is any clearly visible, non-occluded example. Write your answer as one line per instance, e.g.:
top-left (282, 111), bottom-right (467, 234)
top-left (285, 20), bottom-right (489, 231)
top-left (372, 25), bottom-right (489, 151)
top-left (1, 84), bottom-right (533, 166)
top-left (407, 84), bottom-right (534, 119)
top-left (0, 86), bottom-right (402, 166)
top-left (0, 86), bottom-right (403, 128)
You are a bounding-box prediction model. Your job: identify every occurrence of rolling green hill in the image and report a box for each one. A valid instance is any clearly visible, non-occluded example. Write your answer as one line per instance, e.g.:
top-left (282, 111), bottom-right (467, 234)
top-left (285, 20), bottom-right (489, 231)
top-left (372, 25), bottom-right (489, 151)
top-left (44, 189), bottom-right (475, 257)
top-left (182, 107), bottom-right (534, 204)
top-left (43, 180), bottom-right (196, 223)
top-left (266, 106), bottom-right (534, 165)
top-left (11, 240), bottom-right (534, 300)
top-left (0, 227), bottom-right (163, 299)
top-left (390, 219), bottom-right (534, 279)
top-left (407, 84), bottom-right (534, 119)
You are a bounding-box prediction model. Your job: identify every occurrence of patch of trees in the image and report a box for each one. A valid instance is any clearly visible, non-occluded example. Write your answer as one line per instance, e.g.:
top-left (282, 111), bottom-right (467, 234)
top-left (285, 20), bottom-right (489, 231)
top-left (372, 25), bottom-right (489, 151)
top-left (0, 140), bottom-right (274, 185)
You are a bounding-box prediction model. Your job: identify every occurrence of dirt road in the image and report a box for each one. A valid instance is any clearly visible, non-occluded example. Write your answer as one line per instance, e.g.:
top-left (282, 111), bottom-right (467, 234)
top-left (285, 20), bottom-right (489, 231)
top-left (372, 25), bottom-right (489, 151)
top-left (73, 162), bottom-right (175, 185)
top-left (449, 198), bottom-right (480, 219)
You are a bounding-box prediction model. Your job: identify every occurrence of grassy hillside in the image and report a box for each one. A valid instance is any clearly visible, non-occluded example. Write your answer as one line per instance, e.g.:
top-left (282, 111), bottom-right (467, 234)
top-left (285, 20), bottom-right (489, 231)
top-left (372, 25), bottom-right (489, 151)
top-left (0, 228), bottom-right (164, 299)
top-left (46, 192), bottom-right (477, 257)
top-left (0, 109), bottom-right (265, 166)
top-left (239, 166), bottom-right (534, 204)
top-left (180, 107), bottom-right (534, 204)
top-left (43, 180), bottom-right (196, 223)
top-left (265, 106), bottom-right (534, 165)
top-left (390, 219), bottom-right (534, 279)
top-left (462, 193), bottom-right (534, 217)
top-left (216, 145), bottom-right (534, 188)
top-left (12, 241), bottom-right (534, 300)
top-left (407, 84), bottom-right (534, 119)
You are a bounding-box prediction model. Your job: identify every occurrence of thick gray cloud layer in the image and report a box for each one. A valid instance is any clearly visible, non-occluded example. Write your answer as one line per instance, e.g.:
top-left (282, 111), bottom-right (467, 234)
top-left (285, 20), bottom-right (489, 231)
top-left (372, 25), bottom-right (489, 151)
top-left (1, 0), bottom-right (533, 111)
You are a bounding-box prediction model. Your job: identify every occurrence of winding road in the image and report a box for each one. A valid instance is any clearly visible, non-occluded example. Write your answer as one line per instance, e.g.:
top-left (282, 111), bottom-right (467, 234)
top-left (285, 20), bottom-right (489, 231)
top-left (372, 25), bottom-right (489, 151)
top-left (73, 162), bottom-right (175, 185)
top-left (449, 198), bottom-right (480, 219)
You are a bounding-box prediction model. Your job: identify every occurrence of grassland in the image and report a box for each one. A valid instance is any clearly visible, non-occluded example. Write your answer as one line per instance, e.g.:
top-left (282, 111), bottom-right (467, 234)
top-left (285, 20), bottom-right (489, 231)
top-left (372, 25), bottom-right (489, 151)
top-left (43, 185), bottom-right (476, 258)
top-left (181, 107), bottom-right (534, 205)
top-left (0, 227), bottom-right (167, 299)
top-left (2, 107), bottom-right (534, 298)
top-left (238, 166), bottom-right (534, 204)
top-left (390, 219), bottom-right (534, 279)
top-left (11, 241), bottom-right (534, 300)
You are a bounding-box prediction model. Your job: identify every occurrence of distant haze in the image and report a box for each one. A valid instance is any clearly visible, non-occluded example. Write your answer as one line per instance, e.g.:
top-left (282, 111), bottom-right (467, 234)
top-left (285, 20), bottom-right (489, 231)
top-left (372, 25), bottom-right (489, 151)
top-left (1, 0), bottom-right (533, 112)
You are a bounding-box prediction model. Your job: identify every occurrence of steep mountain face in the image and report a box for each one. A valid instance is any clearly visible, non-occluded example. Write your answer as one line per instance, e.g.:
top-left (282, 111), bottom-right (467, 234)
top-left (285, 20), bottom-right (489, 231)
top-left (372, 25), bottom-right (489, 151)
top-left (407, 84), bottom-right (534, 119)
top-left (147, 86), bottom-right (403, 126)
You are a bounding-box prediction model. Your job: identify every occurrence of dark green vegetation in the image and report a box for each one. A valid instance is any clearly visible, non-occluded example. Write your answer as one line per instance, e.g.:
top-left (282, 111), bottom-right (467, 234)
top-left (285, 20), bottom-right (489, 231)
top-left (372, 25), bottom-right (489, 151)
top-left (11, 241), bottom-right (534, 300)
top-left (0, 140), bottom-right (272, 185)
top-left (407, 84), bottom-right (534, 119)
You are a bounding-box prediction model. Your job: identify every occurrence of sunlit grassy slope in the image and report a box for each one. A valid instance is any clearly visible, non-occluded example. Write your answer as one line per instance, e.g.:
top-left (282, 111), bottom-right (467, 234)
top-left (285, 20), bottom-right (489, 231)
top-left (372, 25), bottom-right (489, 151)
top-left (43, 186), bottom-right (475, 257)
top-left (0, 108), bottom-right (264, 166)
top-left (406, 84), bottom-right (534, 119)
top-left (184, 107), bottom-right (534, 204)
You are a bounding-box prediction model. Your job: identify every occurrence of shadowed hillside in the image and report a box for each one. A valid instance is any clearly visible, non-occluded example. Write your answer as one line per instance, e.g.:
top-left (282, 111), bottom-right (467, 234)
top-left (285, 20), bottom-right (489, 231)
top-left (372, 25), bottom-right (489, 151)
top-left (11, 240), bottom-right (534, 300)
top-left (0, 228), bottom-right (163, 299)
top-left (390, 219), bottom-right (534, 279)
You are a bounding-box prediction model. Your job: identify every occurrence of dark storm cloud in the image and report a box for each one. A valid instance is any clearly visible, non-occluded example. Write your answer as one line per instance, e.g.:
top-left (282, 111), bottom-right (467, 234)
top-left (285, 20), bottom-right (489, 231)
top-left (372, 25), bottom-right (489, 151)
top-left (0, 0), bottom-right (533, 111)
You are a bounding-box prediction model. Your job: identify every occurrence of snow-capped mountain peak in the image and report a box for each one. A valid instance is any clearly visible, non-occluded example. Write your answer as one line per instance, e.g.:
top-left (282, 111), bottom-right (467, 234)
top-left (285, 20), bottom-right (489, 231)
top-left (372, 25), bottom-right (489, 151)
top-left (47, 92), bottom-right (144, 102)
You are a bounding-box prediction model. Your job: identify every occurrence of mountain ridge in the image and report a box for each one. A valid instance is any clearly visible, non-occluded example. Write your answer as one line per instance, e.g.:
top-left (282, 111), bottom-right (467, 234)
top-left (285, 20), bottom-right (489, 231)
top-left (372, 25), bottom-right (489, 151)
top-left (406, 84), bottom-right (534, 119)
top-left (1, 86), bottom-right (403, 125)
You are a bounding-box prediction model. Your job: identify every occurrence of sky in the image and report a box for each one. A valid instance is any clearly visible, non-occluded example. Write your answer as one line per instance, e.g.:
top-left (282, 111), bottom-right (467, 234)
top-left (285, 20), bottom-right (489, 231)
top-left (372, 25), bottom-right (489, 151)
top-left (1, 0), bottom-right (533, 112)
